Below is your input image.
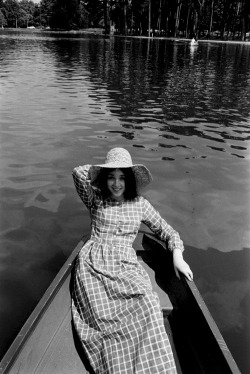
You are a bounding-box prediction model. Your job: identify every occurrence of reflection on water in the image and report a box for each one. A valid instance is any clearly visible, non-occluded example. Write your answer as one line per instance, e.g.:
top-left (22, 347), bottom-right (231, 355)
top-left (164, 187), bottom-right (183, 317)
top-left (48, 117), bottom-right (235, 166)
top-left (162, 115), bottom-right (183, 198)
top-left (0, 30), bottom-right (250, 372)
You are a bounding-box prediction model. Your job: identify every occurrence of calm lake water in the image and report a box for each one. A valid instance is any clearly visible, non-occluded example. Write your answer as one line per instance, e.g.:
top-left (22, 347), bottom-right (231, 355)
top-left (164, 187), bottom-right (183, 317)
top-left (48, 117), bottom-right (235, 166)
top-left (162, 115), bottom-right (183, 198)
top-left (0, 30), bottom-right (249, 372)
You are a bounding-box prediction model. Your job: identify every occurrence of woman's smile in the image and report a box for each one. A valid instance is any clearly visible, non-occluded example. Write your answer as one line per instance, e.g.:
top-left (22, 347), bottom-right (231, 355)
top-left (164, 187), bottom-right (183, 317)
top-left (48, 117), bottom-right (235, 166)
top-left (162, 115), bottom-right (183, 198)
top-left (107, 169), bottom-right (125, 201)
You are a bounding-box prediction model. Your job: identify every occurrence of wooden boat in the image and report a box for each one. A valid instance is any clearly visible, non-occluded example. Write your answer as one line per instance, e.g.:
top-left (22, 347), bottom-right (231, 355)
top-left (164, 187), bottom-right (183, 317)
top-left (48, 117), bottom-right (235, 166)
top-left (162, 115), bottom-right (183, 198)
top-left (0, 232), bottom-right (241, 374)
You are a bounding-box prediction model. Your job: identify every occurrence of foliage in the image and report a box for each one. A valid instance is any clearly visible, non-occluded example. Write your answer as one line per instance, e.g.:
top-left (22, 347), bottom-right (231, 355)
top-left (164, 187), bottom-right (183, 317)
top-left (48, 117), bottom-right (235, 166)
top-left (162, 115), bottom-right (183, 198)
top-left (0, 9), bottom-right (7, 26)
top-left (49, 0), bottom-right (87, 30)
top-left (0, 0), bottom-right (249, 39)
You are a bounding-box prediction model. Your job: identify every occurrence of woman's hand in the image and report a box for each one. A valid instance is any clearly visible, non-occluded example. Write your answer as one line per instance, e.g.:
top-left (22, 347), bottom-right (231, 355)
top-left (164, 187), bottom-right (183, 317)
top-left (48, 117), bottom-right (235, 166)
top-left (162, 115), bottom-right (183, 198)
top-left (173, 248), bottom-right (193, 281)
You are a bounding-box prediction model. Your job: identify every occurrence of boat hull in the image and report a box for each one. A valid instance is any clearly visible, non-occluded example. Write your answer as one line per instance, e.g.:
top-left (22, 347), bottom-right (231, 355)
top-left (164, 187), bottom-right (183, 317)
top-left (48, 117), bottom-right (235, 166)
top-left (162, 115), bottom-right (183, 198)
top-left (0, 233), bottom-right (241, 374)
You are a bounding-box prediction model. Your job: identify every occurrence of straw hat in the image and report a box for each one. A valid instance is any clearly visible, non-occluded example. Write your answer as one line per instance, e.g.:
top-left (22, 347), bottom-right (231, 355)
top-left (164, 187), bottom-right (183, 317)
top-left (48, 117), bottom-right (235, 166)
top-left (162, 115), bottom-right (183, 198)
top-left (89, 148), bottom-right (153, 190)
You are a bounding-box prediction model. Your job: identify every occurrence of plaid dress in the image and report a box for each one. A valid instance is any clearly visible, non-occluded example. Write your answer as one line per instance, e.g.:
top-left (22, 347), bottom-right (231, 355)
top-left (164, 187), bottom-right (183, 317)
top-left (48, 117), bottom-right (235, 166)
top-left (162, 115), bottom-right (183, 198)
top-left (72, 165), bottom-right (184, 374)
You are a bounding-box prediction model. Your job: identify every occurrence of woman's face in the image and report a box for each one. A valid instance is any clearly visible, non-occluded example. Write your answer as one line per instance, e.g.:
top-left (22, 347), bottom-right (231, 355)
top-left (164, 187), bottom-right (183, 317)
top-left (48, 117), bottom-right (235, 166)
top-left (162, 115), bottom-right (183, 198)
top-left (107, 169), bottom-right (125, 201)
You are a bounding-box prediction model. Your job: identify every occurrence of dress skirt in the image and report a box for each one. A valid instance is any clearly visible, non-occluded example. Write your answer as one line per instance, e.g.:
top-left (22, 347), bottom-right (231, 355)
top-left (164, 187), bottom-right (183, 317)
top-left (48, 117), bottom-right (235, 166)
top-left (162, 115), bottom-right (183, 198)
top-left (71, 238), bottom-right (177, 374)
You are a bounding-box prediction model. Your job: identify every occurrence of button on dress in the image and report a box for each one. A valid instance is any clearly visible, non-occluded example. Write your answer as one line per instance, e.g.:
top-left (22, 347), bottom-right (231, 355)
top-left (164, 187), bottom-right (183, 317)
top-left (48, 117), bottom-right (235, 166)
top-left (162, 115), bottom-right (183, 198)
top-left (72, 165), bottom-right (184, 374)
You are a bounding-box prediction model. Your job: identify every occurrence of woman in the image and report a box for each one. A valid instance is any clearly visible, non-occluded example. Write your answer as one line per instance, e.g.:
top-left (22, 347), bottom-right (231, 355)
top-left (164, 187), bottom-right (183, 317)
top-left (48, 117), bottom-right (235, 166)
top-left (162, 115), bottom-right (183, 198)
top-left (72, 147), bottom-right (193, 374)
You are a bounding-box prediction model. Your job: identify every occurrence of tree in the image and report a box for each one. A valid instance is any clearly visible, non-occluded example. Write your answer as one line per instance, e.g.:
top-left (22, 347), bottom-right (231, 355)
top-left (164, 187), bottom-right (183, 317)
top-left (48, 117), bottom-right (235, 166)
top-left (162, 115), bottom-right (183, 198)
top-left (103, 0), bottom-right (110, 33)
top-left (192, 0), bottom-right (205, 38)
top-left (40, 0), bottom-right (53, 27)
top-left (240, 0), bottom-right (250, 40)
top-left (174, 0), bottom-right (182, 37)
top-left (19, 0), bottom-right (35, 27)
top-left (85, 0), bottom-right (103, 27)
top-left (208, 0), bottom-right (214, 38)
top-left (3, 0), bottom-right (20, 28)
top-left (79, 1), bottom-right (89, 28)
top-left (0, 9), bottom-right (7, 27)
top-left (49, 0), bottom-right (85, 30)
top-left (33, 4), bottom-right (41, 27)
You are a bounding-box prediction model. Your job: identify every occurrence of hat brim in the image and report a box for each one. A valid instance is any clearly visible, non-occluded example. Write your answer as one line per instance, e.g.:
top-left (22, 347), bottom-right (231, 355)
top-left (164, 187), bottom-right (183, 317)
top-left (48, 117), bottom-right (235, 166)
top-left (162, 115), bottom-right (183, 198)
top-left (89, 163), bottom-right (153, 190)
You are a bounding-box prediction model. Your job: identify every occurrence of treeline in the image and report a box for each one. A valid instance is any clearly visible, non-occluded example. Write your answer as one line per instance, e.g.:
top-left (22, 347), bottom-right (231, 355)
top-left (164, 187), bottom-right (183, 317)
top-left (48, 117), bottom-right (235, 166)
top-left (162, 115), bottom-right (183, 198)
top-left (0, 0), bottom-right (249, 40)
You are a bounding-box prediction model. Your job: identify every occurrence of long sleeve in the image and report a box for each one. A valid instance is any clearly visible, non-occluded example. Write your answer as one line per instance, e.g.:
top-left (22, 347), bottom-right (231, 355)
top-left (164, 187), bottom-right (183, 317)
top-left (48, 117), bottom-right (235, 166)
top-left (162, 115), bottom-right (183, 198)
top-left (72, 165), bottom-right (95, 209)
top-left (141, 197), bottom-right (184, 252)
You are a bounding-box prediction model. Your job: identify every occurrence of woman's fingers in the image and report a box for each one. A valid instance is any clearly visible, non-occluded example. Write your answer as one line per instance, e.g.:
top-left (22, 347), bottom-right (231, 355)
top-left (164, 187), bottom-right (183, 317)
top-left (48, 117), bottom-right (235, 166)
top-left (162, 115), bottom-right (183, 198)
top-left (185, 268), bottom-right (193, 281)
top-left (174, 261), bottom-right (193, 281)
top-left (183, 264), bottom-right (193, 281)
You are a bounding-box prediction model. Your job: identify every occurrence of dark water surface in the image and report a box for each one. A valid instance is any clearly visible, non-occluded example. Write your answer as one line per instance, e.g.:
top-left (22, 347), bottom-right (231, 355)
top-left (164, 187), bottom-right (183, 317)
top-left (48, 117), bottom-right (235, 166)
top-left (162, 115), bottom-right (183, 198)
top-left (0, 30), bottom-right (250, 372)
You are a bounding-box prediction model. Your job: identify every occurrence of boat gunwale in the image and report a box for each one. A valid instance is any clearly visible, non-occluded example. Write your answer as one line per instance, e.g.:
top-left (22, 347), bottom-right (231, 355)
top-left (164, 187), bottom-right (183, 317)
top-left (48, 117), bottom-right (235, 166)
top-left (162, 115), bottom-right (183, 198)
top-left (0, 238), bottom-right (85, 374)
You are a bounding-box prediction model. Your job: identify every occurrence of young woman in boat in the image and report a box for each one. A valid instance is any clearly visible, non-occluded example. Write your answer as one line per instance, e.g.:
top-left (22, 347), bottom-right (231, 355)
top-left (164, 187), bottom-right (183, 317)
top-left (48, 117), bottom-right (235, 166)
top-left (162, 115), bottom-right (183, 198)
top-left (72, 147), bottom-right (193, 374)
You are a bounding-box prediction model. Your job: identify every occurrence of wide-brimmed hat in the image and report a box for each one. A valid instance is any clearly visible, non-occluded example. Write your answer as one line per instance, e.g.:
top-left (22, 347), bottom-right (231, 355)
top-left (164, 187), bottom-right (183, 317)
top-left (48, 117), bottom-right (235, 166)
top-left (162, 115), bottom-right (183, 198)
top-left (89, 147), bottom-right (153, 190)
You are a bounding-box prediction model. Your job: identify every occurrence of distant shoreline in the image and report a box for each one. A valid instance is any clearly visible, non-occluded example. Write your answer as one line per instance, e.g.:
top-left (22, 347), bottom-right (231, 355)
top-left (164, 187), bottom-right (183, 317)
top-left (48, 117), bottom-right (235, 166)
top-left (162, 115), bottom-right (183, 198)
top-left (1, 28), bottom-right (250, 45)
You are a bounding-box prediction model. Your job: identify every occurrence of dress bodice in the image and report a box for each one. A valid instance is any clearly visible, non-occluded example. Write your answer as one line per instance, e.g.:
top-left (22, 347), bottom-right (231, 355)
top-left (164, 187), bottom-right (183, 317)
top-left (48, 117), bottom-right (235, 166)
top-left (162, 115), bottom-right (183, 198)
top-left (72, 164), bottom-right (184, 252)
top-left (89, 198), bottom-right (144, 247)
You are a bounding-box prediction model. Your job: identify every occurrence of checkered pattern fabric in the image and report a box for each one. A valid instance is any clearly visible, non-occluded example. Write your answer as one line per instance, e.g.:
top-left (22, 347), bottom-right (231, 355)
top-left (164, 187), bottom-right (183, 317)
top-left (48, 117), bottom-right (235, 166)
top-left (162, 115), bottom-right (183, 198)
top-left (72, 165), bottom-right (183, 373)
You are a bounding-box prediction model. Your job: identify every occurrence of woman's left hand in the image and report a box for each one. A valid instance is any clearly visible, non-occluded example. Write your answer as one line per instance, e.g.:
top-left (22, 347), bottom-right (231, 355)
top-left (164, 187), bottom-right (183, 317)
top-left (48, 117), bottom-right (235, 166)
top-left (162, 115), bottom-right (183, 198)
top-left (173, 249), bottom-right (193, 281)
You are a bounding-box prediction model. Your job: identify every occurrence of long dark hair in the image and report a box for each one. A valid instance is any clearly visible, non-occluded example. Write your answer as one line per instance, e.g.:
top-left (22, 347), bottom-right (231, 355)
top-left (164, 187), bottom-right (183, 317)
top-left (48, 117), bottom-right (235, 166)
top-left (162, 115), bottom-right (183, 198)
top-left (94, 168), bottom-right (138, 200)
